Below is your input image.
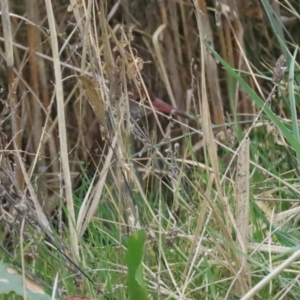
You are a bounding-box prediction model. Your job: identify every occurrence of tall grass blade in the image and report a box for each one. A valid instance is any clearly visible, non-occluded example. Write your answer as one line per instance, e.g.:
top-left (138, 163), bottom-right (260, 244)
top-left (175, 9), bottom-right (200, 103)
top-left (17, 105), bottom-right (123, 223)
top-left (205, 42), bottom-right (300, 156)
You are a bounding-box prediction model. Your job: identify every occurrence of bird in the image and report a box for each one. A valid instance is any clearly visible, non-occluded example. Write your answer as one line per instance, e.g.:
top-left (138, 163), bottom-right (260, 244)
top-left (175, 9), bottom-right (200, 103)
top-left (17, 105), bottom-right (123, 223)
top-left (128, 86), bottom-right (196, 121)
top-left (77, 84), bottom-right (196, 186)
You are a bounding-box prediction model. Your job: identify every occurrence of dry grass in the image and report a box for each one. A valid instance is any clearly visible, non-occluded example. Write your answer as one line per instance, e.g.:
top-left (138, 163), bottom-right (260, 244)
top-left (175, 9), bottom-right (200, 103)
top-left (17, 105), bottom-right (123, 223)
top-left (0, 0), bottom-right (300, 299)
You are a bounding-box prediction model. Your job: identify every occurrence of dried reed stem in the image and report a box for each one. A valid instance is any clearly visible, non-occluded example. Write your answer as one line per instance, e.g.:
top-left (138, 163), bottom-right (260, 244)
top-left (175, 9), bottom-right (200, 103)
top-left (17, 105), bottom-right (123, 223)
top-left (44, 0), bottom-right (79, 260)
top-left (1, 0), bottom-right (23, 188)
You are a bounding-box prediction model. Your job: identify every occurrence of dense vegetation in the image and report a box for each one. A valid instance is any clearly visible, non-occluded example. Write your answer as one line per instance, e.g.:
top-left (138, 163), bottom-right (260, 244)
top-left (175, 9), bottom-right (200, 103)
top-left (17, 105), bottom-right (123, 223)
top-left (0, 0), bottom-right (300, 299)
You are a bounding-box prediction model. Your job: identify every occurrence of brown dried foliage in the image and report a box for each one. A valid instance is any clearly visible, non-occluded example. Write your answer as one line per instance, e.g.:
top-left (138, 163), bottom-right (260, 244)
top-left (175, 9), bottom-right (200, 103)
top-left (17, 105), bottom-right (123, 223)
top-left (0, 0), bottom-right (299, 295)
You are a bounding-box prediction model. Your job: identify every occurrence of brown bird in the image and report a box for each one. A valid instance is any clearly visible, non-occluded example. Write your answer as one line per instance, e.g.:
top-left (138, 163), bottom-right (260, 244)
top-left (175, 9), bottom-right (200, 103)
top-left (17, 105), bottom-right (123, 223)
top-left (129, 87), bottom-right (196, 121)
top-left (81, 85), bottom-right (196, 176)
top-left (75, 85), bottom-right (196, 191)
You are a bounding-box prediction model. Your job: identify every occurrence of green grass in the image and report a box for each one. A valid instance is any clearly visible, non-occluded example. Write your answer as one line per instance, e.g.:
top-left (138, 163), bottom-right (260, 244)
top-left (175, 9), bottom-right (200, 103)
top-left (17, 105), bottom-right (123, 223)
top-left (2, 1), bottom-right (300, 299)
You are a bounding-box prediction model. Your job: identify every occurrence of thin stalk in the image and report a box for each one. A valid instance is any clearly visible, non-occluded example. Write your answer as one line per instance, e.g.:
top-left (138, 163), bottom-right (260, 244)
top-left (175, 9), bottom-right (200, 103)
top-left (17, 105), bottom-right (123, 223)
top-left (44, 0), bottom-right (79, 260)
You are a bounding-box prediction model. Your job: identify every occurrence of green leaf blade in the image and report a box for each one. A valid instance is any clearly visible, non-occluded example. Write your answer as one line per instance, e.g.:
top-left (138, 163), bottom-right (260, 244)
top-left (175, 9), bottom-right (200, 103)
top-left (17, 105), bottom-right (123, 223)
top-left (125, 230), bottom-right (148, 300)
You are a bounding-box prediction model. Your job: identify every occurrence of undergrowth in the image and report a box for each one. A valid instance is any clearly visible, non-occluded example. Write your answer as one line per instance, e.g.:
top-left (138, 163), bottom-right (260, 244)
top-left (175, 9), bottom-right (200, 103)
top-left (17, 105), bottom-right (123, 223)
top-left (0, 1), bottom-right (300, 300)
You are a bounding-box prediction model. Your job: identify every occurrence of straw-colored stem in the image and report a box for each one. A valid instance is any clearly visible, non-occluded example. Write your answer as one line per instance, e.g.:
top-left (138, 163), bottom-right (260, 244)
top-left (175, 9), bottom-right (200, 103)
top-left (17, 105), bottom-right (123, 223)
top-left (44, 0), bottom-right (79, 260)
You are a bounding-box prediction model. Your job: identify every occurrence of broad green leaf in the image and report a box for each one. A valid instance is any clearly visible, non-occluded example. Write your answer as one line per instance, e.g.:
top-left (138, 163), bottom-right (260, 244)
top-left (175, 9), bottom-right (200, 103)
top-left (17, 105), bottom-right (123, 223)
top-left (125, 230), bottom-right (148, 300)
top-left (0, 263), bottom-right (51, 300)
